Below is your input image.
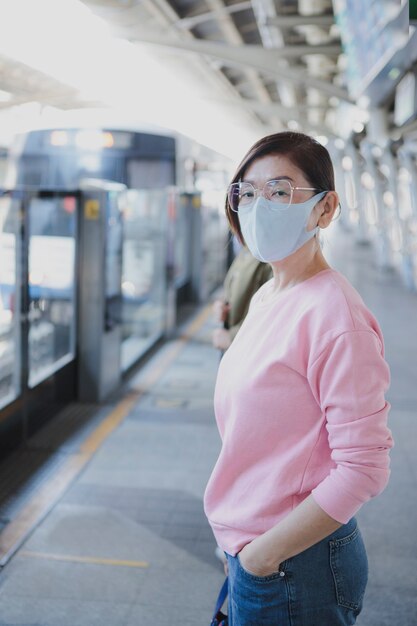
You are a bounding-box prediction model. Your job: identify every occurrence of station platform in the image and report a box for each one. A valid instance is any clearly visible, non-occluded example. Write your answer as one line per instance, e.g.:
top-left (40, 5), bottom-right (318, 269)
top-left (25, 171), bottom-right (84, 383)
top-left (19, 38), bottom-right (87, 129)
top-left (0, 221), bottom-right (416, 626)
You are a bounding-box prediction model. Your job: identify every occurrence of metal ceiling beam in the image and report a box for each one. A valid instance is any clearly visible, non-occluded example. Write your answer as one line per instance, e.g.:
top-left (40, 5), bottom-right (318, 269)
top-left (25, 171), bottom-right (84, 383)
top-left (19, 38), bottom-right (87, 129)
top-left (174, 6), bottom-right (335, 30)
top-left (238, 98), bottom-right (316, 118)
top-left (203, 0), bottom-right (275, 120)
top-left (250, 0), bottom-right (297, 109)
top-left (238, 98), bottom-right (333, 112)
top-left (176, 1), bottom-right (253, 30)
top-left (136, 0), bottom-right (264, 128)
top-left (129, 33), bottom-right (351, 102)
top-left (265, 14), bottom-right (335, 27)
top-left (131, 33), bottom-right (341, 58)
top-left (229, 98), bottom-right (336, 136)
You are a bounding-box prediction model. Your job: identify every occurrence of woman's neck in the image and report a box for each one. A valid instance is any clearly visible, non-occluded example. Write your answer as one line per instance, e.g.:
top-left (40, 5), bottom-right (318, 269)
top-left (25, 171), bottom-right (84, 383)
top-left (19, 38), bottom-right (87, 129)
top-left (269, 242), bottom-right (331, 294)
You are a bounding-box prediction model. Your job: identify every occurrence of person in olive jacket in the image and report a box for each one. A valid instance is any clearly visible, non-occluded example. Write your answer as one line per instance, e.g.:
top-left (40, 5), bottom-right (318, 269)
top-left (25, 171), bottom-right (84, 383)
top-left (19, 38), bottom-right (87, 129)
top-left (212, 242), bottom-right (272, 352)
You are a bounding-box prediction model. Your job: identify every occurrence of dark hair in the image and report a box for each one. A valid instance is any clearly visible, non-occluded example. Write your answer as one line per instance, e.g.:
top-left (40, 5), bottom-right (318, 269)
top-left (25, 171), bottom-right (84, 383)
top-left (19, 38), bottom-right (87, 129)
top-left (226, 131), bottom-right (335, 241)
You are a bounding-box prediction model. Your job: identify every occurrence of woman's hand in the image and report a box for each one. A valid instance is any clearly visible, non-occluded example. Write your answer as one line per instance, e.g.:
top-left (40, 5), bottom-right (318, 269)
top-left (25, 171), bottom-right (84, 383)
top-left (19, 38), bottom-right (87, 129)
top-left (237, 497), bottom-right (341, 579)
top-left (212, 328), bottom-right (232, 351)
top-left (212, 300), bottom-right (230, 323)
top-left (238, 536), bottom-right (284, 577)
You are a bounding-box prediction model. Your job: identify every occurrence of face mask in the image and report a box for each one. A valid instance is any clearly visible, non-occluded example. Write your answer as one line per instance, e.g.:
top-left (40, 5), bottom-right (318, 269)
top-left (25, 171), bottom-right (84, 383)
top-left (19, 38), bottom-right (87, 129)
top-left (238, 191), bottom-right (326, 262)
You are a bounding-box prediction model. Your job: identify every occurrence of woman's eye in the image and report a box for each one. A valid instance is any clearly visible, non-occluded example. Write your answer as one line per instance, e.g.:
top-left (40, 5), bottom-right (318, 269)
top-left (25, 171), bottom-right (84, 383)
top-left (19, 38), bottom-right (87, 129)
top-left (272, 189), bottom-right (289, 197)
top-left (241, 191), bottom-right (254, 199)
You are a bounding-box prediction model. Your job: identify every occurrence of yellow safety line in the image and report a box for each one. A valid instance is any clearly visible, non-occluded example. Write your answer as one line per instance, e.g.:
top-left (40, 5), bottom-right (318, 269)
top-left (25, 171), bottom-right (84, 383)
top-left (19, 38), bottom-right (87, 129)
top-left (0, 304), bottom-right (211, 567)
top-left (0, 454), bottom-right (87, 563)
top-left (80, 392), bottom-right (139, 455)
top-left (130, 305), bottom-right (212, 394)
top-left (19, 551), bottom-right (149, 569)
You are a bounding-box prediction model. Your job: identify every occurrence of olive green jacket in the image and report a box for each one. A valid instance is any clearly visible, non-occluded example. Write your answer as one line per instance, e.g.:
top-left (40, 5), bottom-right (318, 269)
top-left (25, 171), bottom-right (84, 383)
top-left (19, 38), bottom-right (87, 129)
top-left (224, 248), bottom-right (273, 341)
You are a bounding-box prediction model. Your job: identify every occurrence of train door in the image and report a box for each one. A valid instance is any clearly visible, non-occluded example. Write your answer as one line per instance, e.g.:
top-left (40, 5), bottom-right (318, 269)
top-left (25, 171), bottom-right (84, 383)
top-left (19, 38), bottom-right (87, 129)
top-left (26, 192), bottom-right (78, 393)
top-left (0, 191), bottom-right (21, 417)
top-left (118, 188), bottom-right (170, 371)
top-left (0, 189), bottom-right (79, 453)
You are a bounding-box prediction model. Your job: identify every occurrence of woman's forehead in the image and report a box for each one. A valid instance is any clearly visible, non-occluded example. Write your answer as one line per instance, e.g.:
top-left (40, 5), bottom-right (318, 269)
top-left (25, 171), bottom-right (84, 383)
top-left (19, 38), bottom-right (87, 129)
top-left (243, 154), bottom-right (305, 183)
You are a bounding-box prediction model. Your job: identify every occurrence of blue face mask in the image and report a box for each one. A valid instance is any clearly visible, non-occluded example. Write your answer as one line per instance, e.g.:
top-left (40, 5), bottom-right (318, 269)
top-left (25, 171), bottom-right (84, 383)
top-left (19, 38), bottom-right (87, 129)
top-left (238, 192), bottom-right (326, 263)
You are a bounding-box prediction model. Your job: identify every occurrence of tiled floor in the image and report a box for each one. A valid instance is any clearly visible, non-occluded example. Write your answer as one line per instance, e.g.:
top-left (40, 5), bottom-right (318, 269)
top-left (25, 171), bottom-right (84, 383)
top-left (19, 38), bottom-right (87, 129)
top-left (0, 221), bottom-right (416, 625)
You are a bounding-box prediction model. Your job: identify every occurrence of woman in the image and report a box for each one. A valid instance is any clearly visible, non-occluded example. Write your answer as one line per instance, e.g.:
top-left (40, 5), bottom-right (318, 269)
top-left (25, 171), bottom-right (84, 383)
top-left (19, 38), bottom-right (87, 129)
top-left (204, 131), bottom-right (393, 626)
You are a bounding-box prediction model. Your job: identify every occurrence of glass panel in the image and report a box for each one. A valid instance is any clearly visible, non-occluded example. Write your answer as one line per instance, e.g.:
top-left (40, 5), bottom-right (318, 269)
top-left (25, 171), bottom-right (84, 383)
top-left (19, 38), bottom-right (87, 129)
top-left (0, 192), bottom-right (21, 409)
top-left (104, 191), bottom-right (123, 332)
top-left (0, 152), bottom-right (8, 187)
top-left (28, 195), bottom-right (77, 388)
top-left (174, 195), bottom-right (192, 288)
top-left (121, 190), bottom-right (168, 371)
top-left (201, 203), bottom-right (228, 299)
top-left (105, 192), bottom-right (123, 299)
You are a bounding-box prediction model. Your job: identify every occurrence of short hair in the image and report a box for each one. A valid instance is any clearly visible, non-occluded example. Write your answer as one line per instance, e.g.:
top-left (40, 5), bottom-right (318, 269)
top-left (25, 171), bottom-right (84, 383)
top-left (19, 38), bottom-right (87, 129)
top-left (226, 131), bottom-right (335, 242)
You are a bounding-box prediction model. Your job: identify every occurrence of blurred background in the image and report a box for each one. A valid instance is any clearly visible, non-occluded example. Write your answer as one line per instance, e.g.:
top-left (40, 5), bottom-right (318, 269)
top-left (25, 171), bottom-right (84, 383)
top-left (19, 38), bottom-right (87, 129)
top-left (0, 2), bottom-right (416, 624)
top-left (1, 0), bottom-right (416, 454)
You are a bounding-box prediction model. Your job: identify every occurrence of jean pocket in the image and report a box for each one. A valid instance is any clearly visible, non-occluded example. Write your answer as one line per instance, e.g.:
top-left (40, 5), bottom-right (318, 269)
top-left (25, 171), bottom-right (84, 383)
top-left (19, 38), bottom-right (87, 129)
top-left (329, 526), bottom-right (368, 612)
top-left (236, 554), bottom-right (284, 582)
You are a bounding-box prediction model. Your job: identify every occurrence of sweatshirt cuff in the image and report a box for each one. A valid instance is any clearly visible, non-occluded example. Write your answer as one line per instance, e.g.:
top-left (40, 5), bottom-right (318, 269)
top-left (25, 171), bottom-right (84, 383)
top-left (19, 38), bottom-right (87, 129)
top-left (311, 479), bottom-right (365, 524)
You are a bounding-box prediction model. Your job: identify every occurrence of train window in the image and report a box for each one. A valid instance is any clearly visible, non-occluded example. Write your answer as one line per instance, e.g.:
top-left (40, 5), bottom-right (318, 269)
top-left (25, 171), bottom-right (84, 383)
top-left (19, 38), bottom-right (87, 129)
top-left (0, 194), bottom-right (21, 409)
top-left (127, 159), bottom-right (175, 189)
top-left (95, 155), bottom-right (125, 185)
top-left (120, 189), bottom-right (168, 370)
top-left (107, 132), bottom-right (133, 150)
top-left (27, 195), bottom-right (77, 388)
top-left (19, 156), bottom-right (51, 187)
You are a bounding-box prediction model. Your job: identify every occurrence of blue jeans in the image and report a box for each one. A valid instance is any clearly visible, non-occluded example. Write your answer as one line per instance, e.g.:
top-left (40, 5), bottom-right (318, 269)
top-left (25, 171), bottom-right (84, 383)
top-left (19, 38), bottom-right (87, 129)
top-left (226, 518), bottom-right (368, 626)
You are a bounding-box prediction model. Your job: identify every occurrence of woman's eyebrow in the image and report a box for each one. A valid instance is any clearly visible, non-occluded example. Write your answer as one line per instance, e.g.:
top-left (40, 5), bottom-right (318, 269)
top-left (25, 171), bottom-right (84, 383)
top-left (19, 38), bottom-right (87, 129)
top-left (242, 175), bottom-right (295, 184)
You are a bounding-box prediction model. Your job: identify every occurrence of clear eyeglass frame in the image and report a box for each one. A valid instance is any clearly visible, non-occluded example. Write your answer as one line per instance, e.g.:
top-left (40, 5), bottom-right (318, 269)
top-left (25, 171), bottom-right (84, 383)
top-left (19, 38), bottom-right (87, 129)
top-left (227, 179), bottom-right (321, 213)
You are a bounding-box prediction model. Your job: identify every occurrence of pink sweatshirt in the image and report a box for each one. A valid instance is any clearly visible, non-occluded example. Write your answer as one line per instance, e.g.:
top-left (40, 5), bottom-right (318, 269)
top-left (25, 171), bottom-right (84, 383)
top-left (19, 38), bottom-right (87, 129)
top-left (204, 269), bottom-right (393, 556)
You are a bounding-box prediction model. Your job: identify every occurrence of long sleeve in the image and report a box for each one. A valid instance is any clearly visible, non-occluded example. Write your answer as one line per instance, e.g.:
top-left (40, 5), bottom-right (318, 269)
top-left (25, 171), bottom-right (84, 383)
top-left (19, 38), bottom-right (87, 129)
top-left (205, 268), bottom-right (394, 555)
top-left (308, 329), bottom-right (394, 524)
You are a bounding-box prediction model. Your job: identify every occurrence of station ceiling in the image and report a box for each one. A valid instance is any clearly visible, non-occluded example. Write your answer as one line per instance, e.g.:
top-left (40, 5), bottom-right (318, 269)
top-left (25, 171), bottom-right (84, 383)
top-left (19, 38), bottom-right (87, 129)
top-left (0, 0), bottom-right (349, 140)
top-left (80, 0), bottom-right (347, 135)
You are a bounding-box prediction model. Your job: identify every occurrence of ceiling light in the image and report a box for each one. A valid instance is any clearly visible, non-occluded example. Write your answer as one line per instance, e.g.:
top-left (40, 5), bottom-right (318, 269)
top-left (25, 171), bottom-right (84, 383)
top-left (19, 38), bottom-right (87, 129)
top-left (388, 68), bottom-right (401, 81)
top-left (50, 130), bottom-right (68, 146)
top-left (342, 156), bottom-right (353, 171)
top-left (287, 120), bottom-right (299, 130)
top-left (361, 172), bottom-right (375, 190)
top-left (315, 135), bottom-right (328, 146)
top-left (383, 191), bottom-right (394, 207)
top-left (357, 96), bottom-right (370, 109)
top-left (0, 89), bottom-right (12, 102)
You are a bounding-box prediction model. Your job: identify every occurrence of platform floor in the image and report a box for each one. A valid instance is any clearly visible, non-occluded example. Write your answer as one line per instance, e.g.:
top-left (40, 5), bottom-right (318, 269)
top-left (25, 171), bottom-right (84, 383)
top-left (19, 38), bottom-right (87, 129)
top-left (0, 221), bottom-right (416, 626)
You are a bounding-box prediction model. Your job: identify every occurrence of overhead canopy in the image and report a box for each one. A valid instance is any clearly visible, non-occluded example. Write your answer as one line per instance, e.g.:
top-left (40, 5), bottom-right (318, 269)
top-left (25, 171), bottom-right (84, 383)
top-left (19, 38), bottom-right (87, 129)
top-left (0, 0), bottom-right (413, 156)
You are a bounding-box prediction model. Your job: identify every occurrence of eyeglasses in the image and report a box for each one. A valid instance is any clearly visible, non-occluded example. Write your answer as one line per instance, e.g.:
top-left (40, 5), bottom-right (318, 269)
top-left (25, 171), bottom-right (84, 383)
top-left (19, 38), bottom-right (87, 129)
top-left (227, 179), bottom-right (322, 213)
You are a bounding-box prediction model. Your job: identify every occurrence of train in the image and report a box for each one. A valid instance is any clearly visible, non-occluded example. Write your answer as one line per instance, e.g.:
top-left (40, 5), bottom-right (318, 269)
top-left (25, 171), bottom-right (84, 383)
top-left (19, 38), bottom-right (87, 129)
top-left (0, 125), bottom-right (232, 454)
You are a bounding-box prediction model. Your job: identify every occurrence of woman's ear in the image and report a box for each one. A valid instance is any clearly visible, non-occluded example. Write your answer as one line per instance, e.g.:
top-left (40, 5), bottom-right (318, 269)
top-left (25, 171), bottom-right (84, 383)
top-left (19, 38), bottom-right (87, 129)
top-left (317, 192), bottom-right (339, 228)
